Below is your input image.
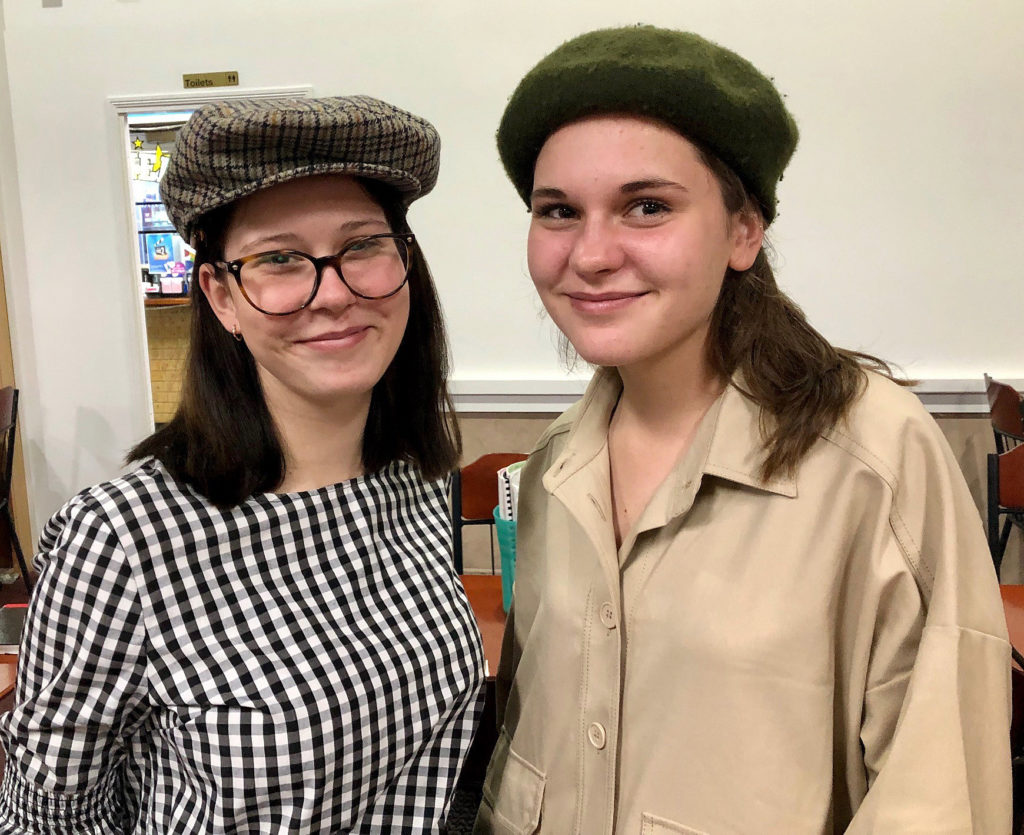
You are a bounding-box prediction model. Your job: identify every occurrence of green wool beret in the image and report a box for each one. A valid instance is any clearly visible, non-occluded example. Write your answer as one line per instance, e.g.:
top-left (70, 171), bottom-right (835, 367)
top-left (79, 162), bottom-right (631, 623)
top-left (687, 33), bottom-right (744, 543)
top-left (161, 95), bottom-right (440, 244)
top-left (497, 26), bottom-right (799, 223)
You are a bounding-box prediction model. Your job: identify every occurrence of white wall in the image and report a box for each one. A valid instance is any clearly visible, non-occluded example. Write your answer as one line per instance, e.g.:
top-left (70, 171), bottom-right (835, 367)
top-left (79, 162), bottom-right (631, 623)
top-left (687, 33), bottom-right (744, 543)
top-left (0, 0), bottom-right (1022, 537)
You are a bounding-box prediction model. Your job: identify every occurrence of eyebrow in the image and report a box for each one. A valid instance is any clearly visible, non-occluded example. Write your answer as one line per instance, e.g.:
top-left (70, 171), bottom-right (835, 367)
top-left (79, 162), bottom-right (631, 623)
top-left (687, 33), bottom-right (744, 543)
top-left (240, 219), bottom-right (388, 251)
top-left (529, 187), bottom-right (566, 203)
top-left (620, 178), bottom-right (688, 194)
top-left (529, 179), bottom-right (689, 204)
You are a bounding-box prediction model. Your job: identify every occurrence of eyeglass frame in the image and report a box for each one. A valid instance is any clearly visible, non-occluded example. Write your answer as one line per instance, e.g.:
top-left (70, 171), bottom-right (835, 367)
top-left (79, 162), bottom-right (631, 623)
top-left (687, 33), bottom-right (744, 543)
top-left (212, 232), bottom-right (416, 316)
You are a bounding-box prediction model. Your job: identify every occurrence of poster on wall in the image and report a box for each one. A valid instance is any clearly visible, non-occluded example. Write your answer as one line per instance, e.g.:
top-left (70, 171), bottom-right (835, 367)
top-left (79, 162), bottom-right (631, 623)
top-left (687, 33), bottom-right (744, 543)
top-left (145, 233), bottom-right (174, 274)
top-left (138, 203), bottom-right (172, 232)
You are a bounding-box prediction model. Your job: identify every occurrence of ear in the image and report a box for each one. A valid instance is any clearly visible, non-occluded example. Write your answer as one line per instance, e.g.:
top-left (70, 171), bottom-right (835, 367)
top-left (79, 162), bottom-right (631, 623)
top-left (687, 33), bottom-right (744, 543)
top-left (727, 207), bottom-right (764, 272)
top-left (198, 263), bottom-right (237, 334)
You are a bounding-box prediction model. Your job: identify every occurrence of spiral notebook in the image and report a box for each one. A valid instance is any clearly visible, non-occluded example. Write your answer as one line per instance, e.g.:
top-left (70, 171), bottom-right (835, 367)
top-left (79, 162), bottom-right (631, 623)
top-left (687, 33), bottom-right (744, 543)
top-left (497, 460), bottom-right (527, 522)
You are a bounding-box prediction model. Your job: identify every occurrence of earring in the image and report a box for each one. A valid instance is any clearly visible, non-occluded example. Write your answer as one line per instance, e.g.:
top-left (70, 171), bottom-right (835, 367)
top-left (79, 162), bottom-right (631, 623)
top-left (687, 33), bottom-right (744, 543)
top-left (231, 323), bottom-right (243, 342)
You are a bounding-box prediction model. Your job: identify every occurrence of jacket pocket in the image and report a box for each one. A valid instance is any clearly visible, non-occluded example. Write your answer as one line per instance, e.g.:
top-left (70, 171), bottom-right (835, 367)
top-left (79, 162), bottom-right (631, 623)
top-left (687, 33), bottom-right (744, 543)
top-left (479, 728), bottom-right (545, 834)
top-left (640, 812), bottom-right (709, 835)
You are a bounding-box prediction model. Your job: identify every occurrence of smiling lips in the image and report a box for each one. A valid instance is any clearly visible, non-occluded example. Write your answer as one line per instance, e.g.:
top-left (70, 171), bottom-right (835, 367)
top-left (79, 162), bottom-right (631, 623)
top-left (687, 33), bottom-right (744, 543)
top-left (565, 291), bottom-right (648, 314)
top-left (297, 326), bottom-right (370, 349)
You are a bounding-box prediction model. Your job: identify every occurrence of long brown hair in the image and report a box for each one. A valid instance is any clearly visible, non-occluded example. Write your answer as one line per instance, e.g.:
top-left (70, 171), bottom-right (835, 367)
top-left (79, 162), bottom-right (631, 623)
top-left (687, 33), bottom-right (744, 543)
top-left (700, 149), bottom-right (907, 480)
top-left (129, 179), bottom-right (461, 506)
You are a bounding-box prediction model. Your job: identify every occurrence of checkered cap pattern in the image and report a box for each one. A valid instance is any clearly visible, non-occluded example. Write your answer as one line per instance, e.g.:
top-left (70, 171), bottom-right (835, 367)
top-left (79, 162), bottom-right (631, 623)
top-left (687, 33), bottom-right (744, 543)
top-left (0, 459), bottom-right (484, 833)
top-left (161, 95), bottom-right (442, 242)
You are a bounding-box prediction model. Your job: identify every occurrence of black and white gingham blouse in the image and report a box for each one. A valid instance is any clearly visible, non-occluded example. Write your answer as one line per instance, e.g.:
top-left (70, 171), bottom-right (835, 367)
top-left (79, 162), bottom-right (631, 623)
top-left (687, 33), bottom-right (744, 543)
top-left (0, 458), bottom-right (484, 833)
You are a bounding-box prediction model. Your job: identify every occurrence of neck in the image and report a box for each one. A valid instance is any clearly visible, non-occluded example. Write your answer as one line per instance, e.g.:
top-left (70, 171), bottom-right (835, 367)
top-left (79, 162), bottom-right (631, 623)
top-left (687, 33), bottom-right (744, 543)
top-left (606, 337), bottom-right (724, 550)
top-left (615, 338), bottom-right (725, 434)
top-left (264, 388), bottom-right (372, 493)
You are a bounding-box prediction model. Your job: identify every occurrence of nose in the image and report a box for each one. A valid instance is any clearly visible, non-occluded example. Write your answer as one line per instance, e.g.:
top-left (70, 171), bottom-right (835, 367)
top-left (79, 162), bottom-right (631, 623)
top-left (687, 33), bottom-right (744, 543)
top-left (568, 215), bottom-right (624, 279)
top-left (310, 262), bottom-right (358, 309)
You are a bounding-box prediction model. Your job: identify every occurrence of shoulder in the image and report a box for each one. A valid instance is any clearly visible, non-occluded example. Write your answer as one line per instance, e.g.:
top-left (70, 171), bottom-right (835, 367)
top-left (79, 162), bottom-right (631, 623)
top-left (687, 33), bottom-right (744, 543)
top-left (530, 400), bottom-right (583, 457)
top-left (821, 371), bottom-right (950, 490)
top-left (57, 458), bottom-right (194, 520)
top-left (39, 459), bottom-right (200, 556)
top-left (527, 370), bottom-right (615, 459)
top-left (517, 400), bottom-right (592, 495)
top-left (820, 372), bottom-right (986, 594)
top-left (524, 370), bottom-right (618, 479)
top-left (373, 459), bottom-right (451, 509)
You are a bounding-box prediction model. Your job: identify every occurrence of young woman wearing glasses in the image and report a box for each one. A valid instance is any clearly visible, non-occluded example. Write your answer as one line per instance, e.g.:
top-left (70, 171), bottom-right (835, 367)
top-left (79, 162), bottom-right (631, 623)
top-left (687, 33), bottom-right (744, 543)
top-left (475, 27), bottom-right (1011, 834)
top-left (0, 96), bottom-right (483, 833)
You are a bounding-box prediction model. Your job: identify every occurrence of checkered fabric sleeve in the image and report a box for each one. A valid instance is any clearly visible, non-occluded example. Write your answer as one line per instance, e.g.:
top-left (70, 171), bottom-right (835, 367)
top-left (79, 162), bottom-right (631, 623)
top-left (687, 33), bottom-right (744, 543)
top-left (0, 496), bottom-right (150, 833)
top-left (0, 459), bottom-right (484, 833)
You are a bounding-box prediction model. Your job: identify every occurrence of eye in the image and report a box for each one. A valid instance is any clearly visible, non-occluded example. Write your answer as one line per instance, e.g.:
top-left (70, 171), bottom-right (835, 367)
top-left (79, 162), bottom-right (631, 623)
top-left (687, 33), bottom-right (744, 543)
top-left (250, 251), bottom-right (306, 269)
top-left (531, 203), bottom-right (578, 222)
top-left (343, 237), bottom-right (388, 261)
top-left (346, 237), bottom-right (384, 253)
top-left (626, 199), bottom-right (671, 219)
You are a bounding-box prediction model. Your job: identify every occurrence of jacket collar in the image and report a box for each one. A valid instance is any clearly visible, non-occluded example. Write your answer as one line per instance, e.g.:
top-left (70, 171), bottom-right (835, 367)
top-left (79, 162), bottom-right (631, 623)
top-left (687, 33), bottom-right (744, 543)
top-left (543, 367), bottom-right (798, 502)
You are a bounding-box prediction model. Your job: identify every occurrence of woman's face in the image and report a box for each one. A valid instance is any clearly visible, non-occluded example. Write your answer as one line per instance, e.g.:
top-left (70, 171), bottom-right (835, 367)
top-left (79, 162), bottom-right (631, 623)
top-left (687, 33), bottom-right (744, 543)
top-left (199, 174), bottom-right (410, 416)
top-left (527, 115), bottom-right (762, 377)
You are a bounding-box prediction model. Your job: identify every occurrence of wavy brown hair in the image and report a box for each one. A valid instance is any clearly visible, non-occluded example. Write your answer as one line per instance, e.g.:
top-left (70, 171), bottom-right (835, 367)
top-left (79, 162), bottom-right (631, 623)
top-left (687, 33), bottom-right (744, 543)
top-left (129, 179), bottom-right (461, 507)
top-left (699, 148), bottom-right (908, 480)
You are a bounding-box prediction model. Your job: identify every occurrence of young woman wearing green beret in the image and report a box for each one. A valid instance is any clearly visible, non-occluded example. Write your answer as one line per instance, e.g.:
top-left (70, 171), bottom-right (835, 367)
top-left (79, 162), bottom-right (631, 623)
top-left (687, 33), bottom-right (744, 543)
top-left (0, 96), bottom-right (483, 833)
top-left (476, 27), bottom-right (1011, 834)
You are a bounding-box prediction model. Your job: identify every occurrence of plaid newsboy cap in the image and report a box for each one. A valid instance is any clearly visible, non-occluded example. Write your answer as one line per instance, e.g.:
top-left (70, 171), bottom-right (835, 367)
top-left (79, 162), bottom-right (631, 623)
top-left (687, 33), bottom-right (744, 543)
top-left (161, 95), bottom-right (441, 243)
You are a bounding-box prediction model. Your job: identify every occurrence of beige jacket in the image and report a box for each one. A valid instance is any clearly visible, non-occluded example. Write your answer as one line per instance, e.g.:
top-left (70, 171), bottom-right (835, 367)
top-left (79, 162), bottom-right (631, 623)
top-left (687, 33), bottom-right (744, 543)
top-left (475, 370), bottom-right (1011, 835)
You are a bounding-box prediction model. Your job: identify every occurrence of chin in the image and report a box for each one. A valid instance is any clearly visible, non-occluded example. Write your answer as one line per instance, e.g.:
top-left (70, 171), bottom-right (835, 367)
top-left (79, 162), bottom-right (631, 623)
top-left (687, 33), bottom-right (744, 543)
top-left (565, 334), bottom-right (641, 369)
top-left (303, 375), bottom-right (381, 405)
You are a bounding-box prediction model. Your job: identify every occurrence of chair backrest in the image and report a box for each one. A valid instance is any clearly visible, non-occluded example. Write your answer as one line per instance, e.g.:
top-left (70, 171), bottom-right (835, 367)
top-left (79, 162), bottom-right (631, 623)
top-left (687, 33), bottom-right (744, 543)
top-left (985, 375), bottom-right (1024, 453)
top-left (0, 388), bottom-right (17, 504)
top-left (457, 453), bottom-right (529, 522)
top-left (999, 444), bottom-right (1024, 510)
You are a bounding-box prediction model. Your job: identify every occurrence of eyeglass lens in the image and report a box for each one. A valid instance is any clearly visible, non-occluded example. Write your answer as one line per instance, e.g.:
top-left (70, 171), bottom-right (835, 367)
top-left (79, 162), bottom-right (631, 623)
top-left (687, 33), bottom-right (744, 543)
top-left (240, 236), bottom-right (410, 313)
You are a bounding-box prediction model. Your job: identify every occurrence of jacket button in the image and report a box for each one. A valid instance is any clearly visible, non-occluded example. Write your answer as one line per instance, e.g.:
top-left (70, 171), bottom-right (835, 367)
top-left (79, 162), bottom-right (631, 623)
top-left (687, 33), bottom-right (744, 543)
top-left (599, 602), bottom-right (616, 629)
top-left (587, 722), bottom-right (607, 750)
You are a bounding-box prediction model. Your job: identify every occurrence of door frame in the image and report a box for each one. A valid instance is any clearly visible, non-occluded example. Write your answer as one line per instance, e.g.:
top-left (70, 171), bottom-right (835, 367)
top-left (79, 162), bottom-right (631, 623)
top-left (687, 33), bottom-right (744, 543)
top-left (0, 236), bottom-right (29, 562)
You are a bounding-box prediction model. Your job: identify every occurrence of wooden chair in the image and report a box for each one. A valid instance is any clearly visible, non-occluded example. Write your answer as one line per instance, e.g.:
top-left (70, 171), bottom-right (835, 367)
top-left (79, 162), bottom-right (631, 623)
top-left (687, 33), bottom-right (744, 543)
top-left (985, 374), bottom-right (1024, 454)
top-left (0, 653), bottom-right (16, 700)
top-left (450, 453), bottom-right (527, 574)
top-left (990, 444), bottom-right (1024, 576)
top-left (450, 575), bottom-right (507, 826)
top-left (0, 388), bottom-right (30, 595)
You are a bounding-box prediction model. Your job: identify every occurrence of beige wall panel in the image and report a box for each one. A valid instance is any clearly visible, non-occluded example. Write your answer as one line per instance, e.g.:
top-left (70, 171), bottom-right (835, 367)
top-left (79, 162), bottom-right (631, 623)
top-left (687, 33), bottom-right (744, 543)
top-left (458, 414), bottom-right (549, 467)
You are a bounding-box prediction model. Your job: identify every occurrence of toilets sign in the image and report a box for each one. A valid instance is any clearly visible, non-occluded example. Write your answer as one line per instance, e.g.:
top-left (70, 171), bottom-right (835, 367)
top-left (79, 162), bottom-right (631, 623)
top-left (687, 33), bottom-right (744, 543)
top-left (182, 72), bottom-right (240, 89)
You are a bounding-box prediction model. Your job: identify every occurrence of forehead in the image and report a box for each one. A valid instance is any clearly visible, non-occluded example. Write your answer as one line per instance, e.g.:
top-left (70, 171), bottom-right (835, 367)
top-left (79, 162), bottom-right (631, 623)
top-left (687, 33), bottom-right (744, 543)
top-left (229, 174), bottom-right (386, 230)
top-left (533, 114), bottom-right (708, 186)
